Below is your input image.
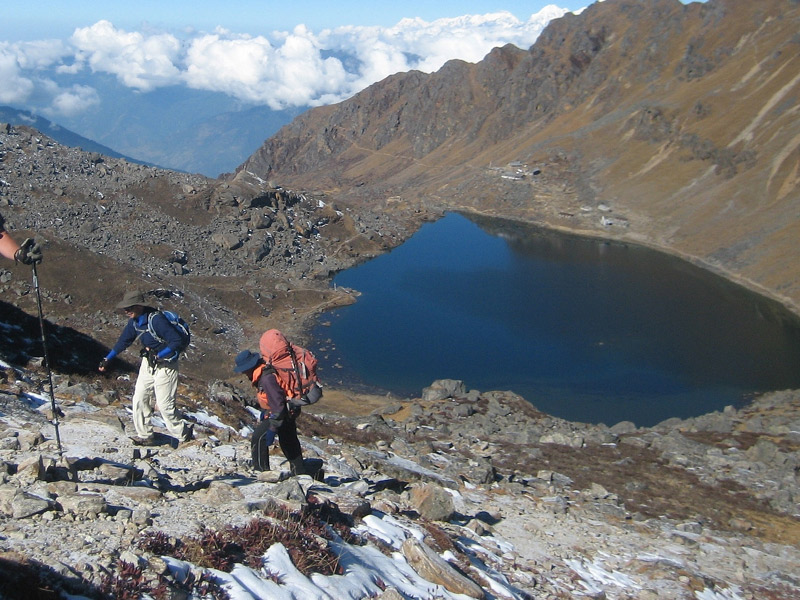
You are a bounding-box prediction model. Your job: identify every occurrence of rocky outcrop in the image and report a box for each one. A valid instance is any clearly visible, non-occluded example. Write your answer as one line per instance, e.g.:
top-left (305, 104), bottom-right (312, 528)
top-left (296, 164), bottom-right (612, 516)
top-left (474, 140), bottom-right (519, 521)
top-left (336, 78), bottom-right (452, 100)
top-left (0, 124), bottom-right (427, 382)
top-left (0, 125), bottom-right (374, 281)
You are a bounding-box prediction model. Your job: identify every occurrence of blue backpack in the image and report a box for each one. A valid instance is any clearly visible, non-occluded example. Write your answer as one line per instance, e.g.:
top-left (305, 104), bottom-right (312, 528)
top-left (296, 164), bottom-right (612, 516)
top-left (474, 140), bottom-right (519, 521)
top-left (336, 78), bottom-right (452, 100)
top-left (147, 310), bottom-right (191, 353)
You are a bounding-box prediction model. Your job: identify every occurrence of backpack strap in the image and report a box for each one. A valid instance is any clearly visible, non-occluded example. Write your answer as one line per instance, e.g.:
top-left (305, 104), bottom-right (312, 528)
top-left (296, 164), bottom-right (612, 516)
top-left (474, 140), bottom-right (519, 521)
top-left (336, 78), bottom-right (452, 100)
top-left (287, 344), bottom-right (305, 398)
top-left (146, 311), bottom-right (163, 343)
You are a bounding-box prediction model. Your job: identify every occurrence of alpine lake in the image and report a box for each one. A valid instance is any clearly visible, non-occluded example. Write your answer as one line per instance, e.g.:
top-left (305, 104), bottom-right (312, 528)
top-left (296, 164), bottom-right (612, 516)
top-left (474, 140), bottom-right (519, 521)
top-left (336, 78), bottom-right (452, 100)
top-left (310, 212), bottom-right (800, 427)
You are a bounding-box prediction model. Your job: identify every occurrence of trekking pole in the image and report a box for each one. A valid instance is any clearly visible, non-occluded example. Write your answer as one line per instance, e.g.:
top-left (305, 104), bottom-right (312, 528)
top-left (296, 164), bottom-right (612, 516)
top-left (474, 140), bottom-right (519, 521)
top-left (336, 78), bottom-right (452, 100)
top-left (31, 262), bottom-right (63, 457)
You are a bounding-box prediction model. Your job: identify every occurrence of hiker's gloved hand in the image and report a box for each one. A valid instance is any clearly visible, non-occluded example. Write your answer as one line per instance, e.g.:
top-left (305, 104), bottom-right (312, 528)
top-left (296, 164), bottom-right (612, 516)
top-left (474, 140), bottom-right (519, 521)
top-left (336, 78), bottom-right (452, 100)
top-left (140, 347), bottom-right (157, 369)
top-left (288, 405), bottom-right (301, 420)
top-left (14, 238), bottom-right (42, 265)
top-left (265, 412), bottom-right (284, 432)
top-left (98, 358), bottom-right (110, 372)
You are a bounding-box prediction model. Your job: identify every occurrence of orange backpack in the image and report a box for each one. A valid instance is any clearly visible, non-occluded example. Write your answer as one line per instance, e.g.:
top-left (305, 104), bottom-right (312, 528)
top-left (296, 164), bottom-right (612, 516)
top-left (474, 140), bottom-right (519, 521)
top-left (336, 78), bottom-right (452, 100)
top-left (259, 329), bottom-right (322, 404)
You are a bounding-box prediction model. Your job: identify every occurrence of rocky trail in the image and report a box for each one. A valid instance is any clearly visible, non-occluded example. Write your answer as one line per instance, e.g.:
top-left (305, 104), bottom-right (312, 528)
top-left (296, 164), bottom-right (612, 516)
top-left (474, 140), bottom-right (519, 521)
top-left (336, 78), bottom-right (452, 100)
top-left (1, 340), bottom-right (798, 599)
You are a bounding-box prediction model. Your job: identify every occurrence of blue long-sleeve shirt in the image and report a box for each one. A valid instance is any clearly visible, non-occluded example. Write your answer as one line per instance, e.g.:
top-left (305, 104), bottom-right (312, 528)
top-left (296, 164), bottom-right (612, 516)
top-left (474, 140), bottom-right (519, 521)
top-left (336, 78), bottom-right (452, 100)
top-left (104, 309), bottom-right (183, 363)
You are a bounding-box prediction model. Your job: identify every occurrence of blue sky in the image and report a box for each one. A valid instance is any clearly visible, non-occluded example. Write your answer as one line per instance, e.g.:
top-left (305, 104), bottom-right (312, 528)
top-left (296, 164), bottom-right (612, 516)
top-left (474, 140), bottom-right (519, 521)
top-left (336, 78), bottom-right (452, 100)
top-left (3, 1), bottom-right (592, 40)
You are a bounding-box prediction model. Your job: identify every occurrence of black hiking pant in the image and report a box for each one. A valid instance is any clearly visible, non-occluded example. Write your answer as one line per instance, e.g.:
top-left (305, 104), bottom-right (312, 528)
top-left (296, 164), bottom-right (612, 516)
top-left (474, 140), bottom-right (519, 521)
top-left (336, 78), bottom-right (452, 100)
top-left (251, 412), bottom-right (302, 471)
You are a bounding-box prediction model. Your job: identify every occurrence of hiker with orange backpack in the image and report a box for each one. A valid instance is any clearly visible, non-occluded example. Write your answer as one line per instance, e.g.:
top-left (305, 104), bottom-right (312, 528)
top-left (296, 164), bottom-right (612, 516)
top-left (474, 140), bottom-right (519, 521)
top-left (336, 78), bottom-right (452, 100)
top-left (234, 329), bottom-right (322, 476)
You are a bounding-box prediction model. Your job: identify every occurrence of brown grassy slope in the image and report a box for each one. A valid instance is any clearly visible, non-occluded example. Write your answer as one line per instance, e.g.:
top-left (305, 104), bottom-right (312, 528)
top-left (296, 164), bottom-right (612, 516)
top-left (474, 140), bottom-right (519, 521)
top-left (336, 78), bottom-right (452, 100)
top-left (234, 0), bottom-right (800, 314)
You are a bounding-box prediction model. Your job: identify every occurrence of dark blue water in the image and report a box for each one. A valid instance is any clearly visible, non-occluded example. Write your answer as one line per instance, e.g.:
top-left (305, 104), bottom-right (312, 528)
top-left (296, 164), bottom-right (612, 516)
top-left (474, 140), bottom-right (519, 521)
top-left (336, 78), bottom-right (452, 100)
top-left (311, 213), bottom-right (800, 426)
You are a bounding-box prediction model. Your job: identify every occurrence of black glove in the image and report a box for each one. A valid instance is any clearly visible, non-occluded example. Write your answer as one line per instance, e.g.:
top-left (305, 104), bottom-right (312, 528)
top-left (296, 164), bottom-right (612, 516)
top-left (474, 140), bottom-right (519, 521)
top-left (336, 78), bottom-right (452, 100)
top-left (262, 410), bottom-right (285, 432)
top-left (140, 347), bottom-right (157, 370)
top-left (14, 238), bottom-right (43, 265)
top-left (98, 358), bottom-right (110, 372)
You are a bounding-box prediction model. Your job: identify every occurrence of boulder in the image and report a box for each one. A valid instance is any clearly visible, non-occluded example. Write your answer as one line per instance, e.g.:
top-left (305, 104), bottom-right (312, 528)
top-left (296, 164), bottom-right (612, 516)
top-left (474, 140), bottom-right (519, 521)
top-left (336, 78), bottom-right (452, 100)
top-left (196, 481), bottom-right (245, 505)
top-left (539, 432), bottom-right (584, 448)
top-left (422, 380), bottom-right (467, 402)
top-left (407, 482), bottom-right (455, 522)
top-left (211, 232), bottom-right (242, 250)
top-left (98, 462), bottom-right (143, 484)
top-left (458, 457), bottom-right (495, 485)
top-left (59, 492), bottom-right (108, 517)
top-left (401, 538), bottom-right (485, 599)
top-left (12, 491), bottom-right (55, 519)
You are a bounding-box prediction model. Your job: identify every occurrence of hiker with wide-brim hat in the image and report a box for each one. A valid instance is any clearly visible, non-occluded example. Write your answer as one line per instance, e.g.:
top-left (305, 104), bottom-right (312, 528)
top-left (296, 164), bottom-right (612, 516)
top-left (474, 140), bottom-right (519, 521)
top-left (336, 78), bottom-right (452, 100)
top-left (99, 290), bottom-right (192, 446)
top-left (234, 349), bottom-right (305, 476)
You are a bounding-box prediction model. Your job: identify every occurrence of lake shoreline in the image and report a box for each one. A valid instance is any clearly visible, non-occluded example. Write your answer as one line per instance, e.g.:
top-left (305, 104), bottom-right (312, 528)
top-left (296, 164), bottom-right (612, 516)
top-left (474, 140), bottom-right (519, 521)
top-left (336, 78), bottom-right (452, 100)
top-left (300, 211), bottom-right (800, 427)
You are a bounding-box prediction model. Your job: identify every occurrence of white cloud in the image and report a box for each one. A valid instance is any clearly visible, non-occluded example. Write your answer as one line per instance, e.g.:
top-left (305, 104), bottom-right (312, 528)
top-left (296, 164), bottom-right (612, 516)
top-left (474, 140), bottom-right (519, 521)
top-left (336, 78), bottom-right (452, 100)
top-left (8, 6), bottom-right (569, 113)
top-left (183, 25), bottom-right (350, 108)
top-left (49, 84), bottom-right (100, 117)
top-left (318, 8), bottom-right (568, 102)
top-left (12, 39), bottom-right (69, 69)
top-left (0, 41), bottom-right (94, 114)
top-left (0, 44), bottom-right (35, 103)
top-left (70, 20), bottom-right (181, 91)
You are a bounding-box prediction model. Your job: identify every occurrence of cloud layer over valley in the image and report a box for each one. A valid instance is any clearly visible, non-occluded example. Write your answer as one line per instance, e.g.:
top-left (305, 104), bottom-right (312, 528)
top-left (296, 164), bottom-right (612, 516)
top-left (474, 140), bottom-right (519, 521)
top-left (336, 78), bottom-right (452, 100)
top-left (1, 6), bottom-right (568, 117)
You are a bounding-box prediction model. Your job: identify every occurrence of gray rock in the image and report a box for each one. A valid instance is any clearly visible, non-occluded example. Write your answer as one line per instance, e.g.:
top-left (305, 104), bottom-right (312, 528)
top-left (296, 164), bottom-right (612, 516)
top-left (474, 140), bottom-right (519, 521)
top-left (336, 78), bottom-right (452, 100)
top-left (693, 411), bottom-right (735, 433)
top-left (539, 432), bottom-right (584, 448)
top-left (46, 480), bottom-right (78, 496)
top-left (541, 495), bottom-right (569, 515)
top-left (132, 506), bottom-right (152, 526)
top-left (0, 484), bottom-right (19, 515)
top-left (0, 436), bottom-right (20, 451)
top-left (98, 462), bottom-right (142, 484)
top-left (211, 232), bottom-right (242, 250)
top-left (401, 537), bottom-right (485, 598)
top-left (745, 438), bottom-right (782, 466)
top-left (13, 491), bottom-right (54, 519)
top-left (59, 382), bottom-right (96, 400)
top-left (459, 456), bottom-right (495, 485)
top-left (119, 550), bottom-right (143, 567)
top-left (270, 478), bottom-right (307, 506)
top-left (610, 421), bottom-right (638, 434)
top-left (354, 448), bottom-right (459, 489)
top-left (422, 379), bottom-right (467, 402)
top-left (407, 482), bottom-right (455, 522)
top-left (59, 492), bottom-right (108, 517)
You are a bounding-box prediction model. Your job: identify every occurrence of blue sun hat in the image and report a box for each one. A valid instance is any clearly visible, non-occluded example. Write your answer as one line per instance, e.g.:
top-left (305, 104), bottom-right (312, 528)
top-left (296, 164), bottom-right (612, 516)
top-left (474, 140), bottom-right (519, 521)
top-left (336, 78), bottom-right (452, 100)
top-left (234, 350), bottom-right (261, 373)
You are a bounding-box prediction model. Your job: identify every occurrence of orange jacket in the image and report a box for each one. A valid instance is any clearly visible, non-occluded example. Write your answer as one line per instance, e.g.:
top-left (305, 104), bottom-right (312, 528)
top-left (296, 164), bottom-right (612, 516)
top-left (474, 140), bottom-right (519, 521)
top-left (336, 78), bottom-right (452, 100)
top-left (249, 364), bottom-right (285, 412)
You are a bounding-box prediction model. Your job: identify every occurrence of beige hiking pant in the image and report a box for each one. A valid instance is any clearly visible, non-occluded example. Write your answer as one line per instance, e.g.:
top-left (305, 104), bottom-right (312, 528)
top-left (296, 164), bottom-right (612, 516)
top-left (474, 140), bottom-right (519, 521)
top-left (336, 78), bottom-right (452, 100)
top-left (131, 358), bottom-right (184, 438)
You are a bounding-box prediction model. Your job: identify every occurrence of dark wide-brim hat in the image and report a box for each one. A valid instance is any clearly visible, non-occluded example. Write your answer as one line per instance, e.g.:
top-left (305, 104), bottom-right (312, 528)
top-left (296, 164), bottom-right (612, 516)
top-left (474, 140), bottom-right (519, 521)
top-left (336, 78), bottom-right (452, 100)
top-left (115, 290), bottom-right (152, 310)
top-left (234, 350), bottom-right (261, 373)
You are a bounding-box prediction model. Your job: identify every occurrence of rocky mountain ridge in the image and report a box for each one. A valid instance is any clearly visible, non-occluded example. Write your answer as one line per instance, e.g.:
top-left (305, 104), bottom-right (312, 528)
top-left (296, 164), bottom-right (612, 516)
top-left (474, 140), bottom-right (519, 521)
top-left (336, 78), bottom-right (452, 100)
top-left (234, 0), bottom-right (800, 317)
top-left (0, 106), bottom-right (144, 166)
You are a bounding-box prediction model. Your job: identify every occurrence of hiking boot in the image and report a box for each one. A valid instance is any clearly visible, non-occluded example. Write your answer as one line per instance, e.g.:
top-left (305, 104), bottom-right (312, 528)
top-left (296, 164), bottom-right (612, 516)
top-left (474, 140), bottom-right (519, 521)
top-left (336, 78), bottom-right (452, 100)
top-left (132, 434), bottom-right (157, 446)
top-left (289, 457), bottom-right (306, 476)
top-left (180, 423), bottom-right (194, 443)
